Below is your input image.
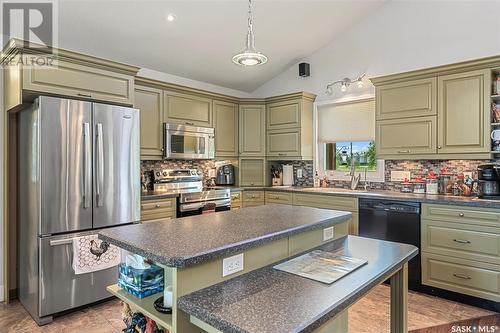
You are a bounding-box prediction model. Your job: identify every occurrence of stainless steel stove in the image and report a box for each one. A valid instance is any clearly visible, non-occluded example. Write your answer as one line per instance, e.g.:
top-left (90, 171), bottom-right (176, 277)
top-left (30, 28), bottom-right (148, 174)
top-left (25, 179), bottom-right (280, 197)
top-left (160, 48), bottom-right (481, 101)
top-left (153, 169), bottom-right (231, 216)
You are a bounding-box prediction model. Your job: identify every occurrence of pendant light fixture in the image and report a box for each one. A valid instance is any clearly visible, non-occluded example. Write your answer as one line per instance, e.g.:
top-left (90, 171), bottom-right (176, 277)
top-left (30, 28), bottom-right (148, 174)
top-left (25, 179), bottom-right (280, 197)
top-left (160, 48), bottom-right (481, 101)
top-left (232, 0), bottom-right (268, 66)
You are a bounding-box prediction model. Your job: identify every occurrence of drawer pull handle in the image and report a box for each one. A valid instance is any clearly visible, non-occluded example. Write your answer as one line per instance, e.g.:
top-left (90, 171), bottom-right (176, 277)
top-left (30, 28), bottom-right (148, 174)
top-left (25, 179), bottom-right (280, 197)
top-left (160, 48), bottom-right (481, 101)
top-left (77, 93), bottom-right (92, 98)
top-left (458, 213), bottom-right (464, 217)
top-left (453, 273), bottom-right (471, 280)
top-left (398, 150), bottom-right (410, 153)
top-left (453, 239), bottom-right (471, 244)
top-left (185, 122), bottom-right (195, 125)
top-left (155, 204), bottom-right (161, 208)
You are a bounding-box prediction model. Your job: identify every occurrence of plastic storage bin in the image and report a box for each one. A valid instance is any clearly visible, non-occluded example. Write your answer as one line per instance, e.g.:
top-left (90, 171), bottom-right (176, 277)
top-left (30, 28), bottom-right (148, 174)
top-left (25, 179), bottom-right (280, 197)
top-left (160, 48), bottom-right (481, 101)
top-left (118, 263), bottom-right (164, 299)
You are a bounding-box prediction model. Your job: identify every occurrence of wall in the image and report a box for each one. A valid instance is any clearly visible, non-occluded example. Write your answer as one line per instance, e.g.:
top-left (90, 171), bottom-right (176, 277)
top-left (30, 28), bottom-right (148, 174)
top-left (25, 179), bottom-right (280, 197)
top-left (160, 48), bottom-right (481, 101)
top-left (138, 68), bottom-right (252, 99)
top-left (252, 1), bottom-right (500, 101)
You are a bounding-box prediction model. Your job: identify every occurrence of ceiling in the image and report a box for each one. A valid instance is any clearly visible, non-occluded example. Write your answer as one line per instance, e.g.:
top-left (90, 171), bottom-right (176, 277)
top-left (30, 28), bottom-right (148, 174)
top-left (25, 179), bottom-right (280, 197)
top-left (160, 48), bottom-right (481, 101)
top-left (58, 0), bottom-right (386, 92)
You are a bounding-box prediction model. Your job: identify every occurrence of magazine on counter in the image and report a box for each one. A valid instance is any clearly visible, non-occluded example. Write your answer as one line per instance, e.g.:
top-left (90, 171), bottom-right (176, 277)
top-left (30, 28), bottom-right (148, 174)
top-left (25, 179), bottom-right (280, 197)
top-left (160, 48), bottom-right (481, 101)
top-left (273, 250), bottom-right (367, 284)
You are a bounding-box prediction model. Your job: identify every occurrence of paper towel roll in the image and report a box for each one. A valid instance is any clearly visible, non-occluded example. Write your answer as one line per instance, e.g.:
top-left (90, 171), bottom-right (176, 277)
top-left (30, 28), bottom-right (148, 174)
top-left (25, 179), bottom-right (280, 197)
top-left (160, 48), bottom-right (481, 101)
top-left (282, 165), bottom-right (294, 186)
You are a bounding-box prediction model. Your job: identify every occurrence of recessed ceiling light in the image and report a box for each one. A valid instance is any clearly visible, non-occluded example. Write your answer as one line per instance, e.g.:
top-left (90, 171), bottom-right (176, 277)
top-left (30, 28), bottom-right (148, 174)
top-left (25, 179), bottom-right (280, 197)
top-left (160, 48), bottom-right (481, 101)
top-left (166, 13), bottom-right (176, 22)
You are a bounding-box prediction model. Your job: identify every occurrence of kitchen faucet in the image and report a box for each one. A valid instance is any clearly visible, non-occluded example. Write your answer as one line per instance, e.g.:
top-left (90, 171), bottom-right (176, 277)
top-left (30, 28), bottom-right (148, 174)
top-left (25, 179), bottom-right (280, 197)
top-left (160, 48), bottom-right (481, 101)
top-left (349, 159), bottom-right (361, 190)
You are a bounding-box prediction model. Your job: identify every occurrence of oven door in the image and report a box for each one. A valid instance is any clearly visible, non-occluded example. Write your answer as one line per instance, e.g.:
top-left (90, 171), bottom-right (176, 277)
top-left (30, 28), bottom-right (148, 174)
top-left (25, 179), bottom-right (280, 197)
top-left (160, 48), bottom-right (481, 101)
top-left (164, 124), bottom-right (214, 159)
top-left (178, 199), bottom-right (231, 217)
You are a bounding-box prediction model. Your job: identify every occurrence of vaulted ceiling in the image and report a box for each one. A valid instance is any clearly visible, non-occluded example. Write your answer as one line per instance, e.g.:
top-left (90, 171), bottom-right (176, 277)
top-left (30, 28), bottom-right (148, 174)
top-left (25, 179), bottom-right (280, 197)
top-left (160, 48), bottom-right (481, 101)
top-left (58, 0), bottom-right (386, 92)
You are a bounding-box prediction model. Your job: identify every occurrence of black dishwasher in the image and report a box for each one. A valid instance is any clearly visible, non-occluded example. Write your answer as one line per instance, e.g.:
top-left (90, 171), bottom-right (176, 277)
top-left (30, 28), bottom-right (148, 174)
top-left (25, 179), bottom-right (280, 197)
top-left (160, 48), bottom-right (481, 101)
top-left (359, 198), bottom-right (421, 291)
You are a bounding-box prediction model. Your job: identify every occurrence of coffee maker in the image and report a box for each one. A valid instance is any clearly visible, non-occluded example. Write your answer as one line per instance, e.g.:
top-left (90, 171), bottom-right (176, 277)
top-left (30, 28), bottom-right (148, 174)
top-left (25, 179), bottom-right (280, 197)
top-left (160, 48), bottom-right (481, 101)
top-left (477, 163), bottom-right (500, 199)
top-left (215, 164), bottom-right (235, 185)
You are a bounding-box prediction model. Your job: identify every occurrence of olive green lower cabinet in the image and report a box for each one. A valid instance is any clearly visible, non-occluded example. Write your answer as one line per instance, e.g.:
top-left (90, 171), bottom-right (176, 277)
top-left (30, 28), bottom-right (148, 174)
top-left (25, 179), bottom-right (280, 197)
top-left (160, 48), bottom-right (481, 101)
top-left (141, 198), bottom-right (176, 223)
top-left (242, 190), bottom-right (265, 207)
top-left (108, 221), bottom-right (349, 333)
top-left (421, 203), bottom-right (500, 302)
top-left (292, 193), bottom-right (359, 235)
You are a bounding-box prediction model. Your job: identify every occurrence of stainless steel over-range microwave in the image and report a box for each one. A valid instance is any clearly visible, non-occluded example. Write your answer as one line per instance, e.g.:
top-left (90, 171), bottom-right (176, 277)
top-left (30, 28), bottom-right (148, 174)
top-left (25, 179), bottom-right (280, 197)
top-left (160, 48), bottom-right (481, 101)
top-left (163, 123), bottom-right (215, 159)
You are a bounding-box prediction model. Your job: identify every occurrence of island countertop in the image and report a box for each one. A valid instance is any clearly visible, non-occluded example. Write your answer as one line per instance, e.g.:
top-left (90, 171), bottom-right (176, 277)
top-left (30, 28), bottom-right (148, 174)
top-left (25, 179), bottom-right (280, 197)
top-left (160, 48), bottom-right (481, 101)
top-left (98, 205), bottom-right (351, 268)
top-left (177, 236), bottom-right (418, 333)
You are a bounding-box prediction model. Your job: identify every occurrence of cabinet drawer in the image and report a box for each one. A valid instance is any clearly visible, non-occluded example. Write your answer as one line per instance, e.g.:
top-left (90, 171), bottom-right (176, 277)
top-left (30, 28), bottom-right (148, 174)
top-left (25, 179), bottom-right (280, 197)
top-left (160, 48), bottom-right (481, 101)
top-left (243, 191), bottom-right (265, 202)
top-left (267, 128), bottom-right (301, 158)
top-left (422, 220), bottom-right (500, 264)
top-left (141, 211), bottom-right (175, 223)
top-left (265, 191), bottom-right (292, 205)
top-left (376, 77), bottom-right (437, 120)
top-left (243, 201), bottom-right (264, 208)
top-left (141, 199), bottom-right (175, 212)
top-left (376, 116), bottom-right (437, 156)
top-left (267, 100), bottom-right (300, 129)
top-left (23, 60), bottom-right (134, 105)
top-left (230, 191), bottom-right (242, 205)
top-left (292, 193), bottom-right (358, 212)
top-left (422, 253), bottom-right (500, 301)
top-left (422, 204), bottom-right (500, 227)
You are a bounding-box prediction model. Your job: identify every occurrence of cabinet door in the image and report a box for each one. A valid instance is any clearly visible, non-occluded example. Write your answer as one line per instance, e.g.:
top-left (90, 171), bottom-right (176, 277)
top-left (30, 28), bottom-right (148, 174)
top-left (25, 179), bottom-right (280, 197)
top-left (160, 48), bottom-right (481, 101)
top-left (239, 158), bottom-right (266, 186)
top-left (267, 128), bottom-right (301, 158)
top-left (376, 77), bottom-right (437, 120)
top-left (239, 104), bottom-right (266, 156)
top-left (213, 100), bottom-right (238, 157)
top-left (376, 116), bottom-right (437, 156)
top-left (23, 60), bottom-right (134, 105)
top-left (163, 91), bottom-right (212, 127)
top-left (267, 100), bottom-right (300, 129)
top-left (438, 69), bottom-right (490, 154)
top-left (135, 86), bottom-right (163, 159)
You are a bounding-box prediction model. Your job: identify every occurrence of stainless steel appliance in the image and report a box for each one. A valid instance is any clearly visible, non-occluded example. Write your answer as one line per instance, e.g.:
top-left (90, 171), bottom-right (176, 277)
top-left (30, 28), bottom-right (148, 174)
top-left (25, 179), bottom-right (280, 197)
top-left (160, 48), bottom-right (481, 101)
top-left (215, 164), bottom-right (235, 185)
top-left (359, 199), bottom-right (421, 291)
top-left (152, 169), bottom-right (230, 216)
top-left (477, 163), bottom-right (500, 199)
top-left (163, 123), bottom-right (215, 160)
top-left (18, 96), bottom-right (140, 325)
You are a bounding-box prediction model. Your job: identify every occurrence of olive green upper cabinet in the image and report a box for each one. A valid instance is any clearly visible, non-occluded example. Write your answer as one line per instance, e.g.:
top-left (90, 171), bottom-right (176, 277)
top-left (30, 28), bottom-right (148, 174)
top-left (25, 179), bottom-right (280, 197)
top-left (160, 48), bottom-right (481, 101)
top-left (2, 39), bottom-right (139, 110)
top-left (437, 69), bottom-right (490, 154)
top-left (135, 85), bottom-right (163, 160)
top-left (267, 99), bottom-right (301, 129)
top-left (265, 93), bottom-right (316, 160)
top-left (24, 60), bottom-right (135, 105)
top-left (376, 116), bottom-right (437, 156)
top-left (376, 77), bottom-right (437, 120)
top-left (163, 91), bottom-right (212, 127)
top-left (239, 104), bottom-right (266, 156)
top-left (213, 100), bottom-right (238, 157)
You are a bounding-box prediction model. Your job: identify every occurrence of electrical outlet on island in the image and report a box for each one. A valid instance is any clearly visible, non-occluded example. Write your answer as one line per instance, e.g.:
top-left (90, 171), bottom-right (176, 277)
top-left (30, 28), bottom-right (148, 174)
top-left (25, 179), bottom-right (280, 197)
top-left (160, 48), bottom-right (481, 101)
top-left (222, 253), bottom-right (244, 277)
top-left (323, 226), bottom-right (334, 241)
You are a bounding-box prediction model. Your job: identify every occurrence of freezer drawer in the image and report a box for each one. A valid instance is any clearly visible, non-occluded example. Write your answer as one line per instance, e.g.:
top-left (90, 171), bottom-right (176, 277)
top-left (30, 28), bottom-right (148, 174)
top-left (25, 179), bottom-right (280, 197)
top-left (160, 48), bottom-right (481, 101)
top-left (39, 234), bottom-right (118, 317)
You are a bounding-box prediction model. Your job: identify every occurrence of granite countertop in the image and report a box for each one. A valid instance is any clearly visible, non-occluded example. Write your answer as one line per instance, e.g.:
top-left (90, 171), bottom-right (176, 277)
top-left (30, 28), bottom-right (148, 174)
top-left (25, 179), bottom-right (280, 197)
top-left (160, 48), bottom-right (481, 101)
top-left (142, 186), bottom-right (500, 208)
top-left (177, 235), bottom-right (418, 333)
top-left (98, 205), bottom-right (351, 268)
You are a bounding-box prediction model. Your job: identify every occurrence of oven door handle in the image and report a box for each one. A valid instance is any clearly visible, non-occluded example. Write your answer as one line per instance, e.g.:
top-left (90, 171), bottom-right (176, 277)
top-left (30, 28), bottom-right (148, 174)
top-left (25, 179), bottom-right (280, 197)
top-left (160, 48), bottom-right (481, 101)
top-left (179, 199), bottom-right (231, 212)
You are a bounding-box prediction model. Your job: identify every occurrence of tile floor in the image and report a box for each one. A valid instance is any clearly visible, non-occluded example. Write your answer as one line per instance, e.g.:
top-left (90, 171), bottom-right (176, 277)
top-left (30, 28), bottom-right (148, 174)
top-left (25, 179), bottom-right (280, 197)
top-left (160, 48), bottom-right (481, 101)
top-left (0, 285), bottom-right (497, 333)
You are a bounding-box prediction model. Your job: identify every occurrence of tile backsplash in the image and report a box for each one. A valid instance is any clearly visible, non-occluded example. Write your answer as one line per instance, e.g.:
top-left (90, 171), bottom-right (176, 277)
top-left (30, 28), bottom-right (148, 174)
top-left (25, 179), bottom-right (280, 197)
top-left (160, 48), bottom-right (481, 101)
top-left (141, 159), bottom-right (237, 189)
top-left (142, 158), bottom-right (495, 191)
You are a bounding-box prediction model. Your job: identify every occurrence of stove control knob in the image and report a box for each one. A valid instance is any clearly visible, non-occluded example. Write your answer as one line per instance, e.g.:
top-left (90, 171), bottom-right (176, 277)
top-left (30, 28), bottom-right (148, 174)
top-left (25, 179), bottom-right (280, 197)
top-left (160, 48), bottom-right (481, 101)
top-left (156, 172), bottom-right (161, 177)
top-left (162, 171), bottom-right (168, 176)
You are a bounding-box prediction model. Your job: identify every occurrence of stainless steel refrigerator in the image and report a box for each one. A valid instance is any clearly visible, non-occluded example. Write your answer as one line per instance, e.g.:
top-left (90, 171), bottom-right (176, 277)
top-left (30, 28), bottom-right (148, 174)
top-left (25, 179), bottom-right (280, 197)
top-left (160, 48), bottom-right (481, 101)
top-left (18, 96), bottom-right (140, 325)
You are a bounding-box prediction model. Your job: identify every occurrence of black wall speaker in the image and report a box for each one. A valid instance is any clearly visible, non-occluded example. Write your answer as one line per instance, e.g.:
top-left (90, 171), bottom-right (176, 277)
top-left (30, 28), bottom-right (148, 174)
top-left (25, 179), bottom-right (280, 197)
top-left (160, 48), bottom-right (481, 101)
top-left (299, 62), bottom-right (310, 77)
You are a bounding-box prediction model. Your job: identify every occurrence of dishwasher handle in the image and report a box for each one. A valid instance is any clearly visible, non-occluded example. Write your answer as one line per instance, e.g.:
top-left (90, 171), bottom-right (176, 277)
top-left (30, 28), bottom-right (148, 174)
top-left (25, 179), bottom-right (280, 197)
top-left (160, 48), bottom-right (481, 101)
top-left (359, 199), bottom-right (420, 214)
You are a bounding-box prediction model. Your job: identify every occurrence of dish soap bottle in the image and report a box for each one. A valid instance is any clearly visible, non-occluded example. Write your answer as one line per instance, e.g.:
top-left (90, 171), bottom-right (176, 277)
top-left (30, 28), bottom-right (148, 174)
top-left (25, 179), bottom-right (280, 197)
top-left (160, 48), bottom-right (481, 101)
top-left (314, 171), bottom-right (321, 188)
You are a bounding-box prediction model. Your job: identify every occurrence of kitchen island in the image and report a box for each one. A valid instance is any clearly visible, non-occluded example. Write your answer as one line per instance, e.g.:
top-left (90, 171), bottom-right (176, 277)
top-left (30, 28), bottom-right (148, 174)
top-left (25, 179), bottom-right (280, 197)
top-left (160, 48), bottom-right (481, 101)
top-left (99, 205), bottom-right (416, 333)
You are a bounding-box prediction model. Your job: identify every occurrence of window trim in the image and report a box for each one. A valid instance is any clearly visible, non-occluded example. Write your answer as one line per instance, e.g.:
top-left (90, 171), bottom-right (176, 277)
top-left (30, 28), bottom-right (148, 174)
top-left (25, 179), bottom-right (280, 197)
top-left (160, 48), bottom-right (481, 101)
top-left (313, 95), bottom-right (385, 183)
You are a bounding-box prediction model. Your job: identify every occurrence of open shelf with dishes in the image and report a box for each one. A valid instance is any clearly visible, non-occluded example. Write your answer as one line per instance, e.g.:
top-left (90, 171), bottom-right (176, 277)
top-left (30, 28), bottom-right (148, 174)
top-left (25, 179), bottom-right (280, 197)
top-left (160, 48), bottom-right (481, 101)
top-left (490, 67), bottom-right (500, 154)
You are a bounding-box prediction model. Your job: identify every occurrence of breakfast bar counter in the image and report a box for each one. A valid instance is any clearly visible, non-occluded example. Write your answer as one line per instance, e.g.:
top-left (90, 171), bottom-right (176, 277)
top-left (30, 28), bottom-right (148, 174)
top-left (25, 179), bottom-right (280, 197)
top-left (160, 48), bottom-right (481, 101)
top-left (178, 236), bottom-right (417, 333)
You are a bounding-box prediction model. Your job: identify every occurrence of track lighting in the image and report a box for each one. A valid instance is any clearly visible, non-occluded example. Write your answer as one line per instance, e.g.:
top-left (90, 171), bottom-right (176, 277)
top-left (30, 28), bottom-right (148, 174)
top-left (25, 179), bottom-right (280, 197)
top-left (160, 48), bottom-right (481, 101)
top-left (325, 73), bottom-right (366, 94)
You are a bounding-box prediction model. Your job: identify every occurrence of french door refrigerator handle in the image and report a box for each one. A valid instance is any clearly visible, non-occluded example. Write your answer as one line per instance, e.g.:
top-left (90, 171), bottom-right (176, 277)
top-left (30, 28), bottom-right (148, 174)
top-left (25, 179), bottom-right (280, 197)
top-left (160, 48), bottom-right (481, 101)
top-left (96, 123), bottom-right (104, 207)
top-left (82, 122), bottom-right (91, 208)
